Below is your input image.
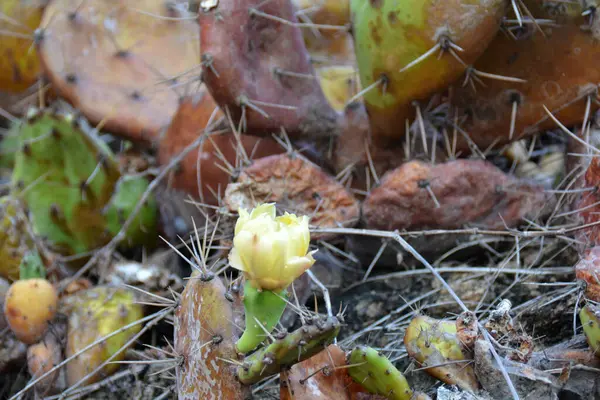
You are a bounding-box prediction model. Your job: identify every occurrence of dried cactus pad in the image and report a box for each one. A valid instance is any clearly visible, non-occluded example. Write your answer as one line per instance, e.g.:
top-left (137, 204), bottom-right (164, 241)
top-left (36, 0), bottom-right (201, 143)
top-left (575, 157), bottom-right (600, 249)
top-left (0, 0), bottom-right (44, 93)
top-left (157, 93), bottom-right (284, 206)
top-left (350, 0), bottom-right (505, 144)
top-left (280, 344), bottom-right (352, 400)
top-left (64, 286), bottom-right (144, 386)
top-left (404, 315), bottom-right (479, 392)
top-left (362, 159), bottom-right (547, 231)
top-left (576, 246), bottom-right (600, 303)
top-left (451, 9), bottom-right (600, 151)
top-left (224, 153), bottom-right (360, 239)
top-left (175, 274), bottom-right (248, 400)
top-left (198, 0), bottom-right (339, 139)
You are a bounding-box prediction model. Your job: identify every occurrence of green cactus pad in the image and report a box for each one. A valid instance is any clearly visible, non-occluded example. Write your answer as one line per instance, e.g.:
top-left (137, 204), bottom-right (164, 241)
top-left (104, 175), bottom-right (158, 248)
top-left (11, 105), bottom-right (120, 255)
top-left (237, 315), bottom-right (341, 384)
top-left (404, 315), bottom-right (479, 392)
top-left (10, 104), bottom-right (157, 256)
top-left (347, 345), bottom-right (413, 400)
top-left (236, 281), bottom-right (288, 354)
top-left (580, 303), bottom-right (600, 356)
top-left (349, 0), bottom-right (505, 143)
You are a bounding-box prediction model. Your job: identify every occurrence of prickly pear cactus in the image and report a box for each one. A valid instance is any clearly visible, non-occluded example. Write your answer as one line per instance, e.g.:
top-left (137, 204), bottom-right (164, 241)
top-left (11, 106), bottom-right (120, 255)
top-left (0, 196), bottom-right (30, 281)
top-left (349, 0), bottom-right (506, 144)
top-left (0, 0), bottom-right (44, 93)
top-left (450, 2), bottom-right (600, 150)
top-left (10, 104), bottom-right (157, 256)
top-left (580, 303), bottom-right (600, 356)
top-left (237, 315), bottom-right (341, 384)
top-left (404, 315), bottom-right (479, 392)
top-left (64, 286), bottom-right (144, 386)
top-left (347, 345), bottom-right (413, 400)
top-left (104, 175), bottom-right (158, 248)
top-left (175, 273), bottom-right (248, 399)
top-left (36, 0), bottom-right (201, 143)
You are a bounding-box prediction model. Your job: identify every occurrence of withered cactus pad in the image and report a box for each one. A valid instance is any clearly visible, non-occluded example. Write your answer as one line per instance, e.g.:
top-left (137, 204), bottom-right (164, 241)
top-left (158, 93), bottom-right (284, 206)
top-left (362, 159), bottom-right (547, 231)
top-left (198, 0), bottom-right (339, 139)
top-left (224, 153), bottom-right (360, 239)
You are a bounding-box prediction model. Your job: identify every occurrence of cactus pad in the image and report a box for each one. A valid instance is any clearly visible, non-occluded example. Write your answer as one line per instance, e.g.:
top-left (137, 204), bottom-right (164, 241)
top-left (349, 0), bottom-right (505, 144)
top-left (198, 0), bottom-right (339, 139)
top-left (451, 5), bottom-right (600, 150)
top-left (175, 274), bottom-right (249, 400)
top-left (347, 345), bottom-right (413, 400)
top-left (157, 93), bottom-right (283, 206)
top-left (0, 0), bottom-right (44, 93)
top-left (237, 315), bottom-right (341, 384)
top-left (404, 315), bottom-right (479, 392)
top-left (36, 0), bottom-right (200, 144)
top-left (11, 104), bottom-right (157, 256)
top-left (0, 196), bottom-right (30, 281)
top-left (580, 303), bottom-right (600, 356)
top-left (64, 286), bottom-right (144, 386)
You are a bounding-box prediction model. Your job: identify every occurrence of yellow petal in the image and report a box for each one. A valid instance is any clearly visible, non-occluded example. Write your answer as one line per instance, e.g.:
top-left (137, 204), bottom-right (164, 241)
top-left (228, 247), bottom-right (246, 272)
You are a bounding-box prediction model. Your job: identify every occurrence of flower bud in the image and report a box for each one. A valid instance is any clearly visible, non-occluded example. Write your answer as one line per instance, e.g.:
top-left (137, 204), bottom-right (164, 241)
top-left (228, 203), bottom-right (316, 291)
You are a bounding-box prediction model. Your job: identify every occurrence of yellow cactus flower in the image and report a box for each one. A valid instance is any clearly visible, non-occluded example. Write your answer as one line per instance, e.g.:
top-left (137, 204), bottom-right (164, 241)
top-left (228, 203), bottom-right (316, 291)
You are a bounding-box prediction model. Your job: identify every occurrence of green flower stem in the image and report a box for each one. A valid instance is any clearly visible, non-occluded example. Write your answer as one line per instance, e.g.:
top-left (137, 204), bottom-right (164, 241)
top-left (236, 281), bottom-right (288, 354)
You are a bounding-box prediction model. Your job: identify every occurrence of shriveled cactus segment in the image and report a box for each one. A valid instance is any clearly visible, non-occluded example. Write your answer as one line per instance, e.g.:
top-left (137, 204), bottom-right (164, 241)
top-left (64, 286), bottom-right (144, 386)
top-left (404, 315), bottom-right (479, 392)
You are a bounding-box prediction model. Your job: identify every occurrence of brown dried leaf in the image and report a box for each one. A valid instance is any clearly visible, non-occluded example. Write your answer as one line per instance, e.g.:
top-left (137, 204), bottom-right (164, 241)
top-left (224, 153), bottom-right (360, 239)
top-left (362, 159), bottom-right (547, 231)
top-left (37, 0), bottom-right (200, 143)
